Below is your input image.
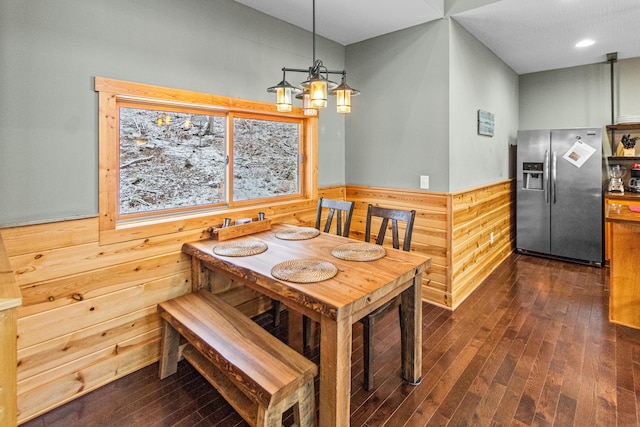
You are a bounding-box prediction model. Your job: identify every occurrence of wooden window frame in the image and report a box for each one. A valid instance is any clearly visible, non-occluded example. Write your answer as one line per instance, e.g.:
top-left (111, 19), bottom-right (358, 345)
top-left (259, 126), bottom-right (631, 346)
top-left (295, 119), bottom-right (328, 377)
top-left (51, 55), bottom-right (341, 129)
top-left (95, 77), bottom-right (318, 244)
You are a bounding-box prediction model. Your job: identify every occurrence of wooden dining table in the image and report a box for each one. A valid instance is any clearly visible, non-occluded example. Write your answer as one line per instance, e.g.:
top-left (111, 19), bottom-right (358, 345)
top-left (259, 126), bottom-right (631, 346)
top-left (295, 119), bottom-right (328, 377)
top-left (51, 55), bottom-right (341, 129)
top-left (182, 223), bottom-right (431, 426)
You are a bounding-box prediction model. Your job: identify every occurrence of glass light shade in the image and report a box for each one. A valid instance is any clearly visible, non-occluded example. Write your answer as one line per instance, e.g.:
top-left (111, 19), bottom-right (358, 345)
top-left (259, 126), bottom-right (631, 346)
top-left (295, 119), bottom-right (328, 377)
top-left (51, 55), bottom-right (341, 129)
top-left (276, 86), bottom-right (293, 112)
top-left (336, 89), bottom-right (351, 114)
top-left (310, 79), bottom-right (328, 108)
top-left (302, 92), bottom-right (318, 116)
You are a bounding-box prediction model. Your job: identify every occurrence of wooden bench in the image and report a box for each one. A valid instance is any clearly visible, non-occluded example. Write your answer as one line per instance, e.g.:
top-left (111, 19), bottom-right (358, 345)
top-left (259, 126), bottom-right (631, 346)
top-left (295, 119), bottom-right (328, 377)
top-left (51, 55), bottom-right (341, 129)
top-left (158, 290), bottom-right (318, 427)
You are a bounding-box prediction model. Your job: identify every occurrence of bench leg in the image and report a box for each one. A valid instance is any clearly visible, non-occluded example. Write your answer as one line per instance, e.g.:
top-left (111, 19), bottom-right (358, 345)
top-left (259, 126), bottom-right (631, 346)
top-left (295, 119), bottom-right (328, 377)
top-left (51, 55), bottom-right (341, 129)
top-left (256, 379), bottom-right (316, 427)
top-left (292, 380), bottom-right (316, 427)
top-left (256, 405), bottom-right (280, 427)
top-left (159, 319), bottom-right (180, 379)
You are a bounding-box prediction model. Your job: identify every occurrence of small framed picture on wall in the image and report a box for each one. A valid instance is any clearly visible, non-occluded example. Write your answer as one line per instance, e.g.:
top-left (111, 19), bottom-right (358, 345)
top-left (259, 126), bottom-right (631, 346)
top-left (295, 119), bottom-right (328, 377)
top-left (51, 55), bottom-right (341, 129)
top-left (478, 110), bottom-right (494, 137)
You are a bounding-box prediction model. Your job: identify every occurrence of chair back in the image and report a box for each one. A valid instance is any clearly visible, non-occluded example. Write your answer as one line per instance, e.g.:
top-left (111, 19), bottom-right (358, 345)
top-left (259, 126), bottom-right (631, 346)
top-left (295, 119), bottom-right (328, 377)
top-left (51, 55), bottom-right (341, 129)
top-left (365, 204), bottom-right (416, 252)
top-left (315, 197), bottom-right (355, 237)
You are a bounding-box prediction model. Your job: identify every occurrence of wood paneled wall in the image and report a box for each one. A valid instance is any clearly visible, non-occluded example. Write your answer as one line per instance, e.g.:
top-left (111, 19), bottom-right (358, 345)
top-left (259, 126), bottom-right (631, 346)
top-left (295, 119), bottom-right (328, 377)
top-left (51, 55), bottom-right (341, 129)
top-left (344, 186), bottom-right (451, 307)
top-left (450, 180), bottom-right (515, 308)
top-left (3, 218), bottom-right (192, 423)
top-left (344, 181), bottom-right (514, 309)
top-left (1, 191), bottom-right (336, 423)
top-left (1, 182), bottom-right (513, 424)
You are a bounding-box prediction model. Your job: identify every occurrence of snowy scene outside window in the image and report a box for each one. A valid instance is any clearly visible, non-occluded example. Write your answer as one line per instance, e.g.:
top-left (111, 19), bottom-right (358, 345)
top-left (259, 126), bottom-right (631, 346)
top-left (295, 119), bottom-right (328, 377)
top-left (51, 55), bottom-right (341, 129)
top-left (232, 117), bottom-right (300, 202)
top-left (118, 107), bottom-right (302, 217)
top-left (119, 108), bottom-right (226, 215)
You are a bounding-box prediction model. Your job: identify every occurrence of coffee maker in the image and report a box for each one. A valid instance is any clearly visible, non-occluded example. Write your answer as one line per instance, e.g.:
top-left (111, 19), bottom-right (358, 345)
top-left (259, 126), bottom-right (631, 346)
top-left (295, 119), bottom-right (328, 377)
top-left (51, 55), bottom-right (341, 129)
top-left (608, 164), bottom-right (625, 193)
top-left (629, 163), bottom-right (640, 193)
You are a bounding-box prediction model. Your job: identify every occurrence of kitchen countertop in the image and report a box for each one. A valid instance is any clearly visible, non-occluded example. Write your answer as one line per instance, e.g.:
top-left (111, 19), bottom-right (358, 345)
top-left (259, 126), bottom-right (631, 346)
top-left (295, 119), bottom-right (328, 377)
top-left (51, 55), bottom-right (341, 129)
top-left (605, 191), bottom-right (640, 202)
top-left (606, 201), bottom-right (640, 224)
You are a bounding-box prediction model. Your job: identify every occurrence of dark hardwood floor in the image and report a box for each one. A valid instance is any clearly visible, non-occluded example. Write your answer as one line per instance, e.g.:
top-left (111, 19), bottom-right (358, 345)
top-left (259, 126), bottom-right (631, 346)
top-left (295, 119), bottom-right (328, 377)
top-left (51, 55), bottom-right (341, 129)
top-left (21, 253), bottom-right (640, 426)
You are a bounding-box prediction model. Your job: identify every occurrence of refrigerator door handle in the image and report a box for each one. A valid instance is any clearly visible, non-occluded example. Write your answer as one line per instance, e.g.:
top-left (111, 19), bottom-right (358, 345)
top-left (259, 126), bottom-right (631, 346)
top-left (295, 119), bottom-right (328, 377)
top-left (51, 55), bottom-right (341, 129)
top-left (552, 151), bottom-right (557, 204)
top-left (544, 150), bottom-right (550, 204)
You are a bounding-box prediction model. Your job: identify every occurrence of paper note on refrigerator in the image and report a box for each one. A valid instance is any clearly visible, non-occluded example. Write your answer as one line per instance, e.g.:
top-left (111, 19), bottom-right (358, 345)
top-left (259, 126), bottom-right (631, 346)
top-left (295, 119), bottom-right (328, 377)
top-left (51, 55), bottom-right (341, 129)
top-left (562, 140), bottom-right (596, 168)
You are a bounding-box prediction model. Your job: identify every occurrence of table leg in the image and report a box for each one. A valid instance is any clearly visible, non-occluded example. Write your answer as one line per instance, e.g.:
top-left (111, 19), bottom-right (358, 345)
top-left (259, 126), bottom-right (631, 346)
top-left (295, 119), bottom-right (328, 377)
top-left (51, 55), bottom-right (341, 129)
top-left (319, 316), bottom-right (352, 427)
top-left (400, 274), bottom-right (422, 385)
top-left (190, 257), bottom-right (209, 292)
top-left (287, 309), bottom-right (304, 353)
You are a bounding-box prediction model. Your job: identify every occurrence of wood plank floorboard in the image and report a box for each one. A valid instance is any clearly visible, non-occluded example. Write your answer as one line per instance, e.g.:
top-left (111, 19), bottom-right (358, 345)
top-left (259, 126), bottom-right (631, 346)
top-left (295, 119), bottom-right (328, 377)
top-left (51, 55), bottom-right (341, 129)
top-left (20, 253), bottom-right (640, 426)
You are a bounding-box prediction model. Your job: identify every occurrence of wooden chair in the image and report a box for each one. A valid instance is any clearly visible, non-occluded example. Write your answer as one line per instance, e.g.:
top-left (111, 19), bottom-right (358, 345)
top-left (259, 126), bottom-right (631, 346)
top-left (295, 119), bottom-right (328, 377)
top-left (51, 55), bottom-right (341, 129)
top-left (361, 204), bottom-right (416, 390)
top-left (301, 197), bottom-right (355, 348)
top-left (315, 197), bottom-right (354, 238)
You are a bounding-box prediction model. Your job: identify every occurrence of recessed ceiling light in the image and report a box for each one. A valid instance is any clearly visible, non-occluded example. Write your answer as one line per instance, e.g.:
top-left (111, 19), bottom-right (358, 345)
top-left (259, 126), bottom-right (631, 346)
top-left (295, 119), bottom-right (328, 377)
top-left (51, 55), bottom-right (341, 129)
top-left (575, 39), bottom-right (595, 48)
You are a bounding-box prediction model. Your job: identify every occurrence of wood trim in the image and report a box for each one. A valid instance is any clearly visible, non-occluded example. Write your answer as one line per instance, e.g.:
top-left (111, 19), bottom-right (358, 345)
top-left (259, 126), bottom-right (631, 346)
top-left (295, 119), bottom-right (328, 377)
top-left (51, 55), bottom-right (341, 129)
top-left (0, 233), bottom-right (21, 427)
top-left (94, 77), bottom-right (305, 117)
top-left (98, 90), bottom-right (118, 237)
top-left (0, 308), bottom-right (17, 427)
top-left (0, 233), bottom-right (21, 310)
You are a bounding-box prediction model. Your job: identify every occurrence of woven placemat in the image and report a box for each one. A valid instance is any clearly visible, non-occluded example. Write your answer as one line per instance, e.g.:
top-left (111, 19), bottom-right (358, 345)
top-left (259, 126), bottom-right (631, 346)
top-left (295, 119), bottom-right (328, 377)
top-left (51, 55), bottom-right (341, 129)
top-left (331, 242), bottom-right (386, 262)
top-left (275, 227), bottom-right (320, 240)
top-left (271, 259), bottom-right (338, 283)
top-left (213, 240), bottom-right (268, 257)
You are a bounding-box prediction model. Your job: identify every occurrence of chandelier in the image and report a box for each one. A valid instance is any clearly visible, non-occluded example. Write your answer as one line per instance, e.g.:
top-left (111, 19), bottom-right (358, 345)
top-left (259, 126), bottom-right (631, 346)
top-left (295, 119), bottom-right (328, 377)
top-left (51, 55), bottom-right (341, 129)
top-left (266, 0), bottom-right (359, 115)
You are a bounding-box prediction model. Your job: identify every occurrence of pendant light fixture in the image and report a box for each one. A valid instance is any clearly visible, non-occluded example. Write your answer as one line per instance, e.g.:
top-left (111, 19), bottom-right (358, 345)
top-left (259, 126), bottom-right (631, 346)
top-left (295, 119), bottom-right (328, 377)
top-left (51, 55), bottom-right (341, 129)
top-left (333, 73), bottom-right (359, 113)
top-left (266, 70), bottom-right (301, 113)
top-left (296, 89), bottom-right (319, 116)
top-left (266, 0), bottom-right (359, 115)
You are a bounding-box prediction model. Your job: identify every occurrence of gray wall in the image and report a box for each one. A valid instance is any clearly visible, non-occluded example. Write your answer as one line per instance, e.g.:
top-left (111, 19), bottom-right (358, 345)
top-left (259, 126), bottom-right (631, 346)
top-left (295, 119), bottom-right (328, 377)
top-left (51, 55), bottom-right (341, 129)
top-left (344, 17), bottom-right (519, 192)
top-left (519, 64), bottom-right (610, 131)
top-left (617, 58), bottom-right (640, 120)
top-left (519, 57), bottom-right (640, 156)
top-left (0, 0), bottom-right (346, 226)
top-left (345, 19), bottom-right (451, 191)
top-left (5, 0), bottom-right (636, 226)
top-left (449, 20), bottom-right (518, 191)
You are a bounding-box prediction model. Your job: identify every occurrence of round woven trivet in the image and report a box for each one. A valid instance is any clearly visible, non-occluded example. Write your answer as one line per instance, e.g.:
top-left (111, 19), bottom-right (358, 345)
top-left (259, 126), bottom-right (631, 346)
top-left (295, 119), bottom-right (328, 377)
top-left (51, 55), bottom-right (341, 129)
top-left (275, 227), bottom-right (320, 240)
top-left (271, 259), bottom-right (338, 283)
top-left (213, 240), bottom-right (268, 257)
top-left (331, 242), bottom-right (386, 262)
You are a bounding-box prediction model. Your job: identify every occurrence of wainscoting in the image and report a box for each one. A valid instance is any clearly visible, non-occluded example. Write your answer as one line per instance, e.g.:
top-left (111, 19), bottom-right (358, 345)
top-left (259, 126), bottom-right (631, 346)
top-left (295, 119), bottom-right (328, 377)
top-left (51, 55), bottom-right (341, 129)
top-left (2, 181), bottom-right (513, 424)
top-left (346, 180), bottom-right (515, 309)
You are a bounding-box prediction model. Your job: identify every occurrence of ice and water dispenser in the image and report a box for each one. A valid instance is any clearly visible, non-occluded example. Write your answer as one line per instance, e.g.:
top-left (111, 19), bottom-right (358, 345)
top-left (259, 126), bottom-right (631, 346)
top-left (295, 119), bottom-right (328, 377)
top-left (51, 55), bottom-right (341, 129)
top-left (522, 162), bottom-right (544, 190)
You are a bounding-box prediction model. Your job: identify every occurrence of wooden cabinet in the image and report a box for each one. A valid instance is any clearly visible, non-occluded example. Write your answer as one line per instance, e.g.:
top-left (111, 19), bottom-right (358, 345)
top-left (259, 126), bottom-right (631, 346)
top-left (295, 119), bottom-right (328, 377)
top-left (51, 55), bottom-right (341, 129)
top-left (604, 194), bottom-right (640, 262)
top-left (606, 204), bottom-right (640, 329)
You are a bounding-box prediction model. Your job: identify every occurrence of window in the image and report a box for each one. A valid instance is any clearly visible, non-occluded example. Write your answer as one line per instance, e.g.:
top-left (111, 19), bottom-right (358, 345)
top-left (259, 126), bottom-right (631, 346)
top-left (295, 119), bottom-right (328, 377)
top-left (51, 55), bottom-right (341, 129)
top-left (232, 115), bottom-right (301, 202)
top-left (118, 106), bottom-right (227, 216)
top-left (96, 77), bottom-right (317, 242)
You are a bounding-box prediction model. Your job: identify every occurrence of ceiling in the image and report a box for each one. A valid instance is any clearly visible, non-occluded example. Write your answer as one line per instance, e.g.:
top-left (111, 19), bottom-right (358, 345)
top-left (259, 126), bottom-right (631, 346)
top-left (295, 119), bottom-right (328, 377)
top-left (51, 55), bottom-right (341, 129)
top-left (234, 0), bottom-right (640, 75)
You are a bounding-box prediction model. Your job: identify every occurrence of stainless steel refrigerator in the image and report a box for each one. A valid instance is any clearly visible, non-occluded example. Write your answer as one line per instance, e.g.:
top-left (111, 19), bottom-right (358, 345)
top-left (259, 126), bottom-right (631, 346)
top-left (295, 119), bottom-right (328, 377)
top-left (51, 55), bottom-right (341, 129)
top-left (516, 128), bottom-right (604, 265)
